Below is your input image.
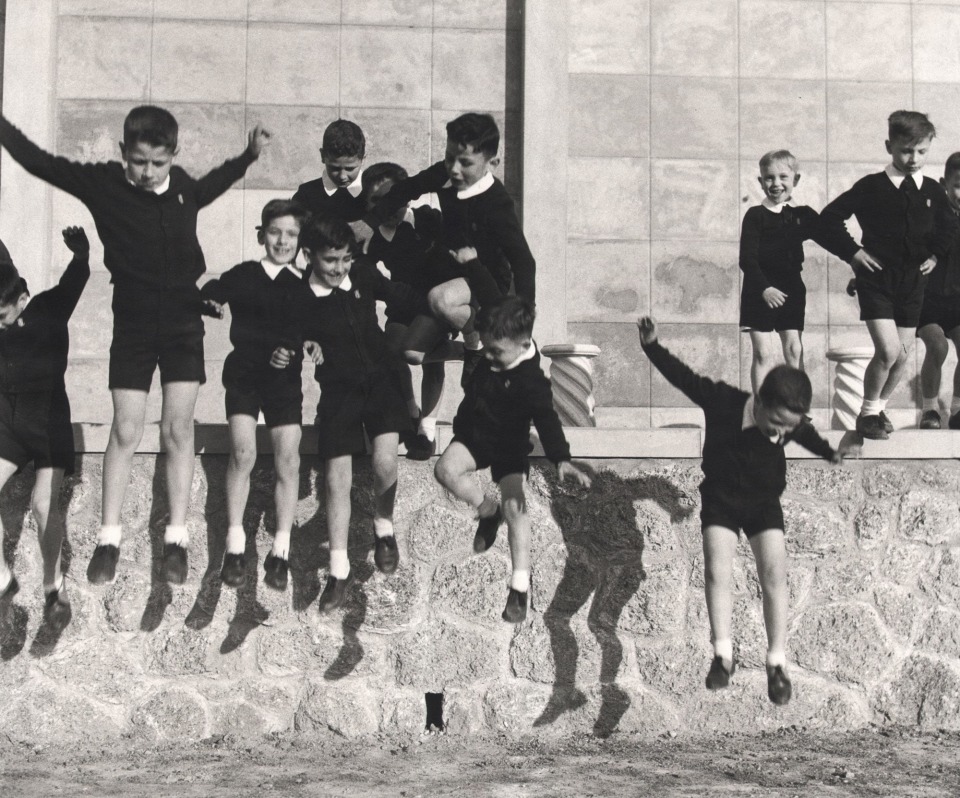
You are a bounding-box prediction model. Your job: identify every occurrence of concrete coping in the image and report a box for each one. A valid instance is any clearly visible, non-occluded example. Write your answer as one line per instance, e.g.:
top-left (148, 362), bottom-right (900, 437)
top-left (540, 344), bottom-right (602, 358)
top-left (826, 347), bottom-right (874, 361)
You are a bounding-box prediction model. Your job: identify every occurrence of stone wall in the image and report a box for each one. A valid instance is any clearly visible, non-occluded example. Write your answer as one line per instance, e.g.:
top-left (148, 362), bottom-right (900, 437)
top-left (3, 454), bottom-right (960, 742)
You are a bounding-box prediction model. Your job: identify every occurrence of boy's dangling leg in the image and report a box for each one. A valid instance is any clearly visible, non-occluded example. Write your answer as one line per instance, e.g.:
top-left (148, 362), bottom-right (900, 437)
top-left (749, 526), bottom-right (792, 705)
top-left (318, 454), bottom-right (354, 613)
top-left (434, 441), bottom-right (501, 553)
top-left (264, 424), bottom-right (301, 591)
top-left (222, 414), bottom-right (257, 587)
top-left (749, 330), bottom-right (779, 397)
top-left (371, 432), bottom-right (399, 574)
top-left (947, 326), bottom-right (960, 428)
top-left (34, 467), bottom-right (71, 632)
top-left (702, 525), bottom-right (738, 689)
top-left (918, 324), bottom-right (949, 428)
top-left (500, 472), bottom-right (529, 624)
top-left (859, 319), bottom-right (902, 439)
top-left (0, 459), bottom-right (20, 600)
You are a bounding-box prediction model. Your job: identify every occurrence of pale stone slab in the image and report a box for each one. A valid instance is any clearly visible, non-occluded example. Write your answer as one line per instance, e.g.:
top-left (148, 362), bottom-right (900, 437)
top-left (153, 0), bottom-right (248, 19)
top-left (594, 406), bottom-right (651, 429)
top-left (151, 21), bottom-right (247, 103)
top-left (69, 272), bottom-right (114, 359)
top-left (914, 84), bottom-right (960, 149)
top-left (51, 190), bottom-right (103, 273)
top-left (568, 0), bottom-right (649, 74)
top-left (648, 323), bottom-right (740, 407)
top-left (567, 322), bottom-right (651, 408)
top-left (56, 17), bottom-right (150, 100)
top-left (914, 5), bottom-right (960, 82)
top-left (161, 103), bottom-right (248, 177)
top-left (243, 105), bottom-right (338, 190)
top-left (433, 0), bottom-right (521, 29)
top-left (650, 240), bottom-right (739, 324)
top-left (56, 100), bottom-right (133, 163)
top-left (826, 82), bottom-right (912, 163)
top-left (826, 2), bottom-right (911, 81)
top-left (196, 189), bottom-right (244, 275)
top-left (432, 29), bottom-right (510, 111)
top-left (566, 240), bottom-right (649, 323)
top-left (739, 0), bottom-right (825, 80)
top-left (827, 256), bottom-right (862, 326)
top-left (340, 26), bottom-right (432, 109)
top-left (651, 0), bottom-right (737, 77)
top-left (739, 79), bottom-right (827, 162)
top-left (567, 157), bottom-right (649, 240)
top-left (247, 0), bottom-right (340, 24)
top-left (341, 0), bottom-right (432, 26)
top-left (650, 159), bottom-right (739, 242)
top-left (650, 76), bottom-right (738, 160)
top-left (569, 74), bottom-right (649, 159)
top-left (246, 23), bottom-right (339, 106)
top-left (59, 0), bottom-right (152, 16)
top-left (342, 108), bottom-right (432, 173)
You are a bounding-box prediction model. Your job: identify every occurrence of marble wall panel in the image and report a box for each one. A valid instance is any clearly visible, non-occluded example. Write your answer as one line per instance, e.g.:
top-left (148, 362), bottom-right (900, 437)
top-left (246, 0), bottom-right (340, 24)
top-left (51, 192), bottom-right (103, 273)
top-left (432, 29), bottom-right (510, 111)
top-left (650, 240), bottom-right (739, 324)
top-left (650, 76), bottom-right (738, 160)
top-left (151, 21), bottom-right (247, 103)
top-left (828, 324), bottom-right (916, 409)
top-left (196, 189), bottom-right (245, 275)
top-left (827, 256), bottom-right (864, 326)
top-left (67, 273), bottom-right (114, 359)
top-left (738, 79), bottom-right (827, 162)
top-left (161, 104), bottom-right (248, 177)
top-left (914, 5), bottom-right (960, 83)
top-left (914, 84), bottom-right (960, 151)
top-left (566, 322), bottom-right (651, 407)
top-left (566, 240), bottom-right (650, 323)
top-left (826, 82), bottom-right (913, 163)
top-left (59, 0), bottom-right (152, 16)
top-left (825, 2), bottom-right (911, 82)
top-left (64, 360), bottom-right (113, 424)
top-left (433, 0), bottom-right (522, 29)
top-left (56, 100), bottom-right (130, 164)
top-left (341, 0), bottom-right (433, 26)
top-left (568, 0), bottom-right (649, 75)
top-left (567, 157), bottom-right (649, 240)
top-left (650, 159), bottom-right (739, 242)
top-left (343, 109), bottom-right (433, 174)
top-left (246, 24), bottom-right (340, 107)
top-left (242, 105), bottom-right (338, 190)
top-left (195, 362), bottom-right (227, 423)
top-left (57, 17), bottom-right (151, 100)
top-left (568, 74), bottom-right (649, 159)
top-left (802, 243), bottom-right (831, 327)
top-left (339, 26), bottom-right (432, 109)
top-left (650, 0), bottom-right (737, 77)
top-left (739, 0), bottom-right (826, 80)
top-left (154, 0), bottom-right (248, 19)
top-left (648, 323), bottom-right (740, 407)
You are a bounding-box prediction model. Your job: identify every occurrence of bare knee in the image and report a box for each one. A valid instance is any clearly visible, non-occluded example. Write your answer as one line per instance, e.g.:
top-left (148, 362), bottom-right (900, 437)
top-left (229, 441), bottom-right (257, 474)
top-left (110, 416), bottom-right (144, 450)
top-left (404, 349), bottom-right (426, 366)
top-left (925, 336), bottom-right (950, 366)
top-left (502, 495), bottom-right (527, 524)
top-left (756, 559), bottom-right (786, 593)
top-left (783, 340), bottom-right (803, 366)
top-left (162, 417), bottom-right (194, 452)
top-left (274, 449), bottom-right (300, 481)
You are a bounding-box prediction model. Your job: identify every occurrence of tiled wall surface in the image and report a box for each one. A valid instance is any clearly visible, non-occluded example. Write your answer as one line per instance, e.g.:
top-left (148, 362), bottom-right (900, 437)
top-left (565, 0), bottom-right (960, 429)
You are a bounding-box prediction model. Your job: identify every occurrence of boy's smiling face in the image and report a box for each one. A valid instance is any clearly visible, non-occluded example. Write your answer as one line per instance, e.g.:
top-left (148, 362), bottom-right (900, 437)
top-left (444, 139), bottom-right (495, 191)
top-left (259, 214), bottom-right (301, 266)
top-left (120, 141), bottom-right (176, 191)
top-left (322, 153), bottom-right (362, 188)
top-left (757, 160), bottom-right (799, 205)
top-left (306, 245), bottom-right (353, 290)
top-left (886, 135), bottom-right (932, 176)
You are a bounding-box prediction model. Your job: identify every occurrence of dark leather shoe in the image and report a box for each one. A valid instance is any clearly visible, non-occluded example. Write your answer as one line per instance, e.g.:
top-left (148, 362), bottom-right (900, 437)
top-left (43, 588), bottom-right (72, 633)
top-left (502, 587), bottom-right (527, 623)
top-left (949, 410), bottom-right (960, 430)
top-left (162, 543), bottom-right (188, 585)
top-left (855, 413), bottom-right (888, 440)
top-left (317, 571), bottom-right (354, 614)
top-left (705, 655), bottom-right (736, 690)
top-left (0, 574), bottom-right (19, 601)
top-left (220, 552), bottom-right (245, 587)
top-left (374, 535), bottom-right (399, 574)
top-left (405, 433), bottom-right (436, 461)
top-left (263, 553), bottom-right (288, 591)
top-left (920, 409), bottom-right (942, 429)
top-left (878, 410), bottom-right (895, 434)
top-left (87, 544), bottom-right (119, 585)
top-left (473, 506), bottom-right (502, 553)
top-left (766, 664), bottom-right (792, 705)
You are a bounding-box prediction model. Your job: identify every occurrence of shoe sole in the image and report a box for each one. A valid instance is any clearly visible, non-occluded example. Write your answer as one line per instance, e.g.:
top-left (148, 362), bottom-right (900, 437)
top-left (86, 548), bottom-right (119, 585)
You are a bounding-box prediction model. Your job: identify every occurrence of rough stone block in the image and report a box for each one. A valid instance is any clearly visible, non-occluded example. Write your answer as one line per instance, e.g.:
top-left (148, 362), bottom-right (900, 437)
top-left (294, 680), bottom-right (379, 736)
top-left (132, 687), bottom-right (209, 741)
top-left (355, 566), bottom-right (423, 633)
top-left (209, 700), bottom-right (285, 737)
top-left (786, 462), bottom-right (864, 514)
top-left (606, 558), bottom-right (687, 638)
top-left (739, 0), bottom-right (825, 80)
top-left (532, 543), bottom-right (598, 618)
top-left (874, 583), bottom-right (929, 645)
top-left (863, 465), bottom-right (913, 499)
top-left (405, 504), bottom-right (476, 564)
top-left (569, 74), bottom-right (649, 159)
top-left (650, 0), bottom-right (736, 77)
top-left (443, 689), bottom-right (487, 736)
top-left (854, 502), bottom-right (892, 551)
top-left (151, 21), bottom-right (247, 103)
top-left (826, 2), bottom-right (910, 82)
top-left (567, 157), bottom-right (649, 240)
top-left (246, 23), bottom-right (339, 107)
top-left (1, 685), bottom-right (122, 743)
top-left (651, 159), bottom-right (739, 241)
top-left (876, 654), bottom-right (960, 730)
top-left (921, 547), bottom-right (960, 609)
top-left (650, 240), bottom-right (739, 324)
top-left (433, 29), bottom-right (511, 111)
top-left (810, 556), bottom-right (879, 602)
top-left (509, 613), bottom-right (603, 685)
top-left (340, 27), bottom-right (432, 109)
top-left (567, 322), bottom-right (652, 408)
top-left (257, 622), bottom-right (379, 680)
top-left (566, 240), bottom-right (649, 324)
top-left (57, 18), bottom-right (150, 100)
top-left (826, 82), bottom-right (912, 164)
top-left (918, 608), bottom-right (960, 660)
top-left (568, 0), bottom-right (649, 74)
top-left (783, 499), bottom-right (851, 556)
top-left (635, 636), bottom-right (710, 697)
top-left (483, 681), bottom-right (562, 736)
top-left (393, 619), bottom-right (501, 690)
top-left (430, 555), bottom-right (511, 624)
top-left (739, 79), bottom-right (827, 162)
top-left (898, 489), bottom-right (960, 546)
top-left (379, 691), bottom-right (426, 735)
top-left (651, 76), bottom-right (738, 160)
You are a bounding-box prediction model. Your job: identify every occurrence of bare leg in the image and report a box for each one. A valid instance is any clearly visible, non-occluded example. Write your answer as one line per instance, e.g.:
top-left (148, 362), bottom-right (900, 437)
top-left (270, 424), bottom-right (302, 551)
top-left (324, 455), bottom-right (353, 577)
top-left (101, 389), bottom-right (148, 529)
top-left (370, 432), bottom-right (399, 524)
top-left (32, 467), bottom-right (66, 591)
top-left (427, 278), bottom-right (473, 333)
top-left (918, 324), bottom-right (949, 400)
top-left (225, 414), bottom-right (258, 530)
top-left (702, 524), bottom-right (738, 667)
top-left (879, 325), bottom-right (915, 402)
top-left (778, 329), bottom-right (803, 371)
top-left (159, 381), bottom-right (201, 529)
top-left (434, 441), bottom-right (484, 510)
top-left (863, 318), bottom-right (907, 402)
top-left (500, 473), bottom-right (529, 579)
top-left (0, 458), bottom-right (21, 590)
top-left (747, 527), bottom-right (789, 664)
top-left (749, 331), bottom-right (781, 396)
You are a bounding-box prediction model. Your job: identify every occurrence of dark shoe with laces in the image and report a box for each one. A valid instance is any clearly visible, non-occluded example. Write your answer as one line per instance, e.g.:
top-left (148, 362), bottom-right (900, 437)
top-left (263, 553), bottom-right (288, 591)
top-left (162, 543), bottom-right (188, 585)
top-left (220, 552), bottom-right (246, 587)
top-left (950, 410), bottom-right (960, 430)
top-left (920, 409), bottom-right (942, 429)
top-left (855, 413), bottom-right (888, 440)
top-left (374, 535), bottom-right (399, 574)
top-left (87, 544), bottom-right (119, 585)
top-left (473, 506), bottom-right (502, 553)
top-left (317, 571), bottom-right (355, 614)
top-left (705, 655), bottom-right (736, 690)
top-left (0, 574), bottom-right (19, 602)
top-left (502, 588), bottom-right (527, 624)
top-left (766, 664), bottom-right (793, 705)
top-left (461, 348), bottom-right (484, 388)
top-left (878, 411), bottom-right (895, 434)
top-left (405, 433), bottom-right (436, 461)
top-left (43, 588), bottom-right (72, 633)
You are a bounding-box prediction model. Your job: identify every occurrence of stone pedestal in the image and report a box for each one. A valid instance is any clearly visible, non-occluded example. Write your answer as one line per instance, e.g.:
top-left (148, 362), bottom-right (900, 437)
top-left (541, 344), bottom-right (601, 427)
top-left (826, 346), bottom-right (874, 431)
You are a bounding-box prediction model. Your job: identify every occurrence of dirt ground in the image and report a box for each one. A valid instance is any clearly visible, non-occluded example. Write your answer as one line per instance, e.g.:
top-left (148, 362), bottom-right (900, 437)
top-left (2, 727), bottom-right (958, 797)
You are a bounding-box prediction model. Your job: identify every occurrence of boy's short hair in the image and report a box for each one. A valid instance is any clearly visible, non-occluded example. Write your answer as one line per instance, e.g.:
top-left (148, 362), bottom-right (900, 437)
top-left (123, 105), bottom-right (178, 150)
top-left (758, 365), bottom-right (812, 415)
top-left (888, 110), bottom-right (936, 143)
top-left (321, 120), bottom-right (365, 159)
top-left (759, 149), bottom-right (799, 173)
top-left (361, 162), bottom-right (408, 199)
top-left (476, 295), bottom-right (535, 341)
top-left (944, 152), bottom-right (960, 180)
top-left (300, 214), bottom-right (356, 253)
top-left (446, 113), bottom-right (500, 159)
top-left (0, 260), bottom-right (28, 306)
top-left (258, 198), bottom-right (309, 230)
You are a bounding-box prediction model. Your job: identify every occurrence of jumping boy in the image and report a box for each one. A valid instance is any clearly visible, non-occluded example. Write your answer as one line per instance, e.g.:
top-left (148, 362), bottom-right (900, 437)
top-left (0, 106), bottom-right (271, 585)
top-left (638, 315), bottom-right (847, 705)
top-left (917, 153), bottom-right (960, 429)
top-left (273, 216), bottom-right (414, 612)
top-left (293, 119), bottom-right (366, 223)
top-left (362, 113), bottom-right (535, 385)
top-left (434, 296), bottom-right (591, 624)
top-left (200, 199), bottom-right (310, 590)
top-left (740, 150), bottom-right (828, 394)
top-left (0, 227), bottom-right (90, 633)
top-left (819, 110), bottom-right (959, 439)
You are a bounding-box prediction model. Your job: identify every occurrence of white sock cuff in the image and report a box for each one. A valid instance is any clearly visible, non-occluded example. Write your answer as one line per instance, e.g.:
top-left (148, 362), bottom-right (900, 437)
top-left (373, 517), bottom-right (394, 539)
top-left (878, 397), bottom-right (888, 411)
top-left (418, 416), bottom-right (437, 439)
top-left (861, 399), bottom-right (882, 416)
top-left (271, 529), bottom-right (291, 560)
top-left (713, 638), bottom-right (733, 661)
top-left (43, 575), bottom-right (64, 595)
top-left (766, 649), bottom-right (787, 668)
top-left (164, 525), bottom-right (189, 547)
top-left (0, 569), bottom-right (10, 592)
top-left (329, 549), bottom-right (350, 579)
top-left (510, 569), bottom-right (530, 592)
top-left (226, 525), bottom-right (246, 555)
top-left (923, 396), bottom-right (939, 412)
top-left (97, 525), bottom-right (122, 548)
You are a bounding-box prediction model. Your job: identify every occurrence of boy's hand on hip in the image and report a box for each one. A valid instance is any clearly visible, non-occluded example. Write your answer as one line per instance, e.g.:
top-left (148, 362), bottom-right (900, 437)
top-left (450, 246), bottom-right (478, 264)
top-left (270, 346), bottom-right (294, 369)
top-left (304, 340), bottom-right (324, 365)
top-left (558, 461), bottom-right (591, 488)
top-left (762, 286), bottom-right (788, 308)
top-left (62, 226), bottom-right (90, 256)
top-left (920, 256), bottom-right (938, 275)
top-left (636, 316), bottom-right (658, 345)
top-left (851, 248), bottom-right (883, 273)
top-left (247, 124), bottom-right (272, 158)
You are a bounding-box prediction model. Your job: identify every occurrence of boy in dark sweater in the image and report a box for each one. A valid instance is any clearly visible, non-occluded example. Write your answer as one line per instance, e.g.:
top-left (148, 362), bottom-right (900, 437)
top-left (0, 106), bottom-right (270, 586)
top-left (201, 199), bottom-right (312, 590)
top-left (917, 153), bottom-right (960, 429)
top-left (0, 227), bottom-right (90, 633)
top-left (820, 110), bottom-right (959, 440)
top-left (434, 296), bottom-right (591, 624)
top-left (740, 150), bottom-right (828, 394)
top-left (272, 216), bottom-right (414, 613)
top-left (292, 119), bottom-right (366, 223)
top-left (361, 113), bottom-right (535, 385)
top-left (638, 316), bottom-right (847, 705)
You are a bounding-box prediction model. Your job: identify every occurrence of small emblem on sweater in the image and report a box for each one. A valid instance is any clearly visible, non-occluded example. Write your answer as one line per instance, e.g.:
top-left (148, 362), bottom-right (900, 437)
top-left (16, 318), bottom-right (24, 327)
top-left (178, 194), bottom-right (184, 205)
top-left (504, 378), bottom-right (510, 389)
top-left (354, 289), bottom-right (361, 299)
top-left (927, 199), bottom-right (932, 207)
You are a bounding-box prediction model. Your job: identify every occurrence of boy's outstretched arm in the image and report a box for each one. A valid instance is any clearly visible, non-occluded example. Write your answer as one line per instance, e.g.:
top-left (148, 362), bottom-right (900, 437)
top-left (52, 226), bottom-right (91, 320)
top-left (362, 161), bottom-right (449, 230)
top-left (557, 460), bottom-right (591, 488)
top-left (789, 419), bottom-right (842, 463)
top-left (637, 316), bottom-right (724, 409)
top-left (193, 123), bottom-right (272, 209)
top-left (0, 115), bottom-right (97, 201)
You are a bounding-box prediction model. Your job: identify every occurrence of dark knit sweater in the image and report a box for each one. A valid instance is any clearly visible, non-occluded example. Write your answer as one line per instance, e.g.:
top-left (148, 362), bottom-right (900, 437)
top-left (739, 204), bottom-right (826, 289)
top-left (925, 206), bottom-right (960, 299)
top-left (200, 261), bottom-right (307, 384)
top-left (292, 178), bottom-right (365, 223)
top-left (0, 253), bottom-right (89, 392)
top-left (363, 161), bottom-right (536, 304)
top-left (642, 339), bottom-right (835, 502)
top-left (819, 171), bottom-right (959, 271)
top-left (453, 346), bottom-right (570, 466)
top-left (0, 115), bottom-right (255, 293)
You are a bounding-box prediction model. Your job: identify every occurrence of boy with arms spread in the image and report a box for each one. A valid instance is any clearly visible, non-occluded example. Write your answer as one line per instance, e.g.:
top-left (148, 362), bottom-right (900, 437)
top-left (434, 296), bottom-right (591, 624)
top-left (638, 316), bottom-right (848, 705)
top-left (819, 110), bottom-right (959, 439)
top-left (0, 227), bottom-right (90, 632)
top-left (201, 199), bottom-right (311, 590)
top-left (0, 106), bottom-right (270, 585)
top-left (293, 120), bottom-right (366, 223)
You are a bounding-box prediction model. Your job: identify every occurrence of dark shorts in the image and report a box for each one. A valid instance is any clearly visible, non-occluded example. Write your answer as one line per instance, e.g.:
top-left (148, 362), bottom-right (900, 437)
top-left (451, 434), bottom-right (530, 483)
top-left (917, 292), bottom-right (960, 336)
top-left (385, 288), bottom-right (432, 328)
top-left (739, 275), bottom-right (806, 332)
top-left (224, 372), bottom-right (303, 428)
top-left (0, 391), bottom-right (75, 474)
top-left (316, 371), bottom-right (411, 459)
top-left (700, 493), bottom-right (784, 538)
top-left (853, 266), bottom-right (926, 328)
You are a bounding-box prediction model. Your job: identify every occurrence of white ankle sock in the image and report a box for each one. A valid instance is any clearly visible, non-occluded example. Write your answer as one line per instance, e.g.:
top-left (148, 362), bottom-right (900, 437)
top-left (329, 549), bottom-right (350, 579)
top-left (923, 396), bottom-right (939, 412)
top-left (226, 525), bottom-right (245, 555)
top-left (97, 525), bottom-right (122, 548)
top-left (271, 529), bottom-right (290, 560)
top-left (878, 398), bottom-right (888, 412)
top-left (0, 569), bottom-right (10, 592)
top-left (373, 517), bottom-right (394, 539)
top-left (952, 395), bottom-right (960, 415)
top-left (766, 650), bottom-right (786, 668)
top-left (861, 399), bottom-right (882, 416)
top-left (43, 575), bottom-right (64, 595)
top-left (164, 525), bottom-right (189, 547)
top-left (510, 569), bottom-right (529, 592)
top-left (713, 638), bottom-right (733, 661)
top-left (418, 416), bottom-right (437, 441)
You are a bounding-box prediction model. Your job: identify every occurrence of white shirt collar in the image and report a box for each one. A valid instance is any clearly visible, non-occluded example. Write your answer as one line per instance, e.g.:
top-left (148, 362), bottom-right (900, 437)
top-left (885, 163), bottom-right (923, 190)
top-left (490, 340), bottom-right (537, 372)
top-left (309, 273), bottom-right (352, 297)
top-left (260, 259), bottom-right (303, 280)
top-left (321, 168), bottom-right (364, 197)
top-left (442, 171), bottom-right (496, 200)
top-left (761, 197), bottom-right (793, 213)
top-left (378, 207), bottom-right (416, 243)
top-left (742, 395), bottom-right (781, 443)
top-left (127, 175), bottom-right (170, 195)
